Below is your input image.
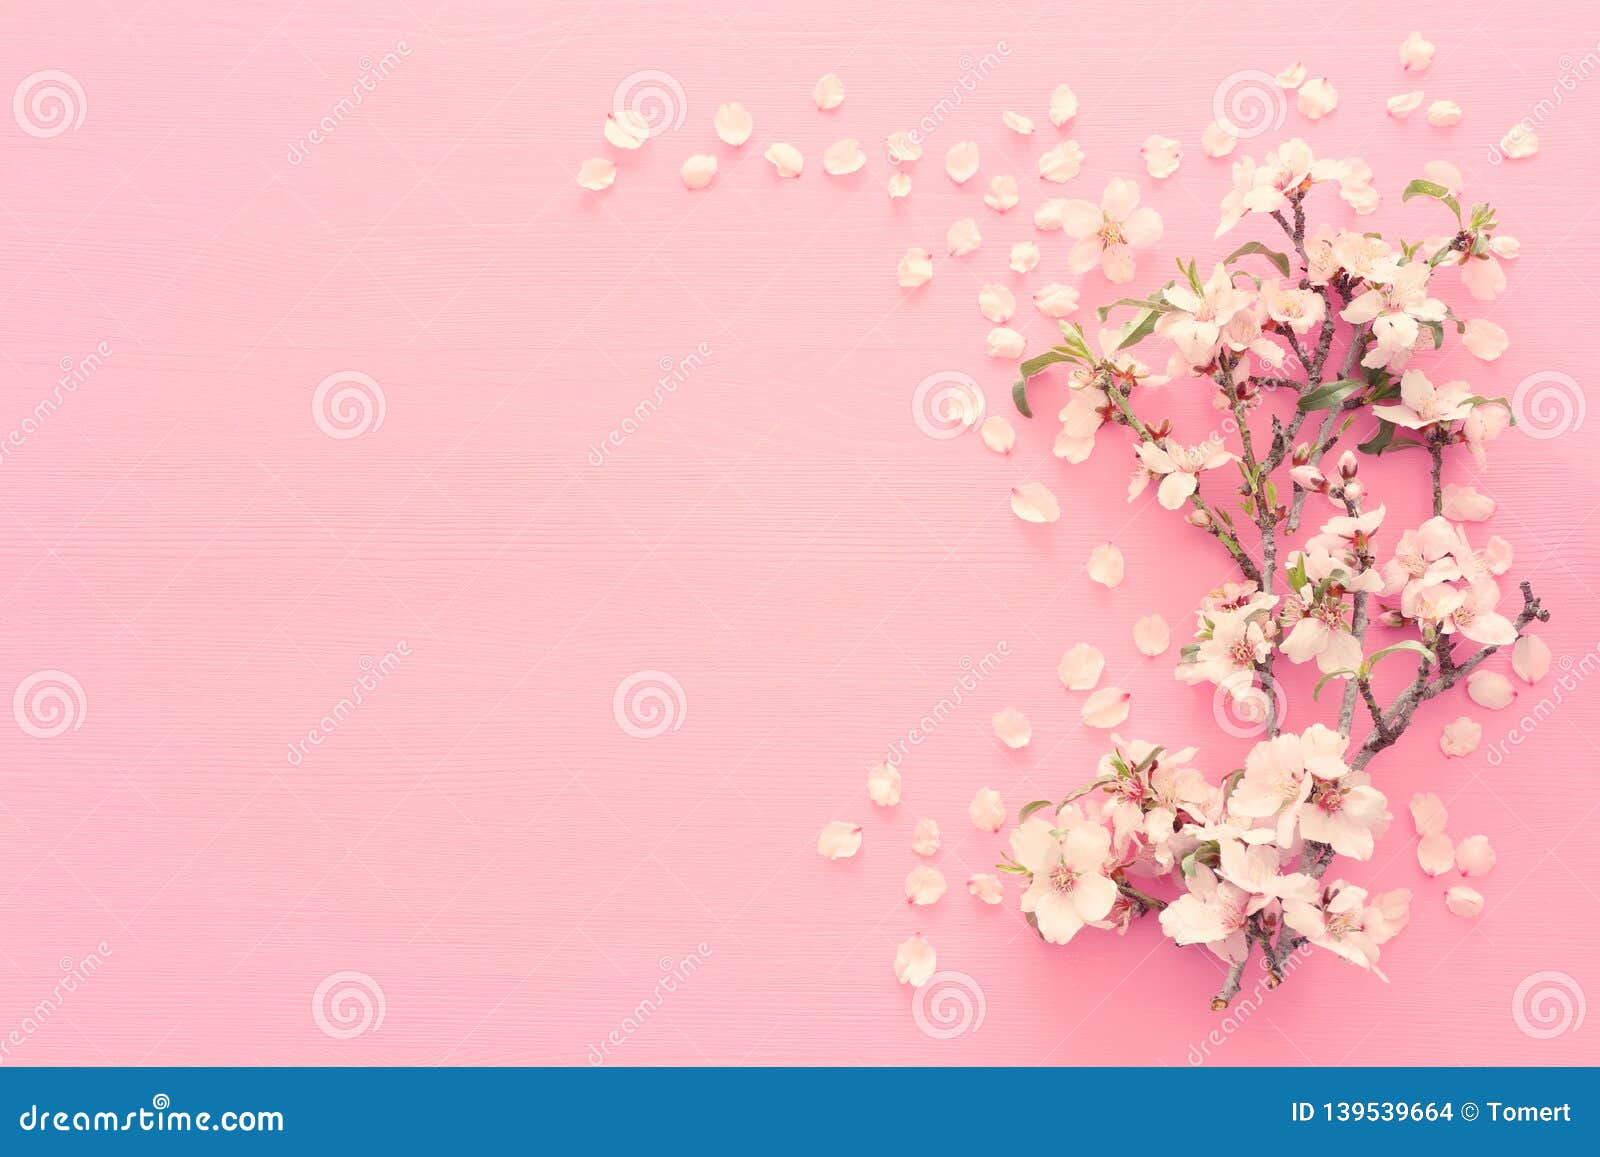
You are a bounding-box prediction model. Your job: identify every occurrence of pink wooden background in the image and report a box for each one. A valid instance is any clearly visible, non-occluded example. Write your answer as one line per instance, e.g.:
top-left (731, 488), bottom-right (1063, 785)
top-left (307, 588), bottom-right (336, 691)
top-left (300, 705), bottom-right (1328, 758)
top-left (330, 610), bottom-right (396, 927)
top-left (2, 0), bottom-right (1597, 1065)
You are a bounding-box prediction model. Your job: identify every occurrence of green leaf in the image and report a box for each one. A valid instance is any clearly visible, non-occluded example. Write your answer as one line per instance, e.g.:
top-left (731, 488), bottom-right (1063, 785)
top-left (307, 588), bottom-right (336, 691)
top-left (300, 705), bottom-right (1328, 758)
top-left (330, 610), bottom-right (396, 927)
top-left (1223, 241), bottom-right (1292, 278)
top-left (1402, 178), bottom-right (1463, 221)
top-left (1364, 640), bottom-right (1435, 676)
top-left (1312, 669), bottom-right (1357, 699)
top-left (1018, 799), bottom-right (1053, 824)
top-left (1297, 378), bottom-right (1366, 412)
top-left (1096, 294), bottom-right (1169, 322)
top-left (1012, 376), bottom-right (1033, 418)
top-left (1116, 309), bottom-right (1161, 351)
top-left (1421, 319), bottom-right (1445, 349)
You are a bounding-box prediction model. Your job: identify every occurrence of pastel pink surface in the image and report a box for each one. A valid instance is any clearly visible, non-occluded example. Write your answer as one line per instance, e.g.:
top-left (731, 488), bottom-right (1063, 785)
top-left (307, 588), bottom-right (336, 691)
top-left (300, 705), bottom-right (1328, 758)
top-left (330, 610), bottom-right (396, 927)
top-left (2, 0), bottom-right (1597, 1066)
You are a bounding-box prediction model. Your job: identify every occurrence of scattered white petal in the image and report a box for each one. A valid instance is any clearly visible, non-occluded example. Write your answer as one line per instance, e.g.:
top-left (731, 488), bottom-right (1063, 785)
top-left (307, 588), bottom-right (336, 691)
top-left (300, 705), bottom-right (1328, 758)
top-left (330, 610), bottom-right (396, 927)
top-left (1440, 715), bottom-right (1481, 757)
top-left (978, 283), bottom-right (1016, 323)
top-left (1201, 119), bottom-right (1238, 157)
top-left (822, 138), bottom-right (866, 176)
top-left (1038, 140), bottom-right (1085, 183)
top-left (986, 326), bottom-right (1026, 359)
top-left (894, 933), bottom-right (936, 986)
top-left (713, 102), bottom-right (753, 146)
top-left (1512, 635), bottom-right (1551, 684)
top-left (1418, 831), bottom-right (1455, 876)
top-left (867, 762), bottom-right (902, 806)
top-left (1002, 110), bottom-right (1035, 135)
top-left (1444, 886), bottom-right (1484, 918)
top-left (887, 131), bottom-right (923, 163)
top-left (1400, 30), bottom-right (1436, 71)
top-left (1297, 78), bottom-right (1338, 120)
top-left (1033, 283), bottom-right (1079, 318)
top-left (991, 709), bottom-right (1031, 749)
top-left (1411, 792), bottom-right (1449, 836)
top-left (1456, 835), bottom-right (1496, 877)
top-left (813, 72), bottom-right (845, 110)
top-left (947, 217), bottom-right (983, 256)
top-left (1048, 84), bottom-right (1078, 127)
top-left (1087, 542), bottom-right (1125, 588)
top-left (680, 154), bottom-right (718, 190)
top-left (1009, 241), bottom-right (1040, 273)
top-left (1443, 483), bottom-right (1495, 521)
top-left (968, 874), bottom-right (1005, 904)
top-left (1427, 100), bottom-right (1462, 127)
top-left (1058, 643), bottom-right (1105, 690)
top-left (604, 110), bottom-right (650, 149)
top-left (970, 787), bottom-right (1007, 831)
top-left (1462, 319), bottom-right (1508, 361)
top-left (912, 817), bottom-right (942, 856)
top-left (1467, 670), bottom-right (1516, 711)
top-left (576, 157), bottom-right (616, 191)
top-left (1501, 124), bottom-right (1539, 159)
top-left (887, 172), bottom-right (912, 199)
top-left (1081, 686), bottom-right (1131, 729)
top-left (1133, 614), bottom-right (1170, 656)
top-left (897, 247), bottom-right (934, 288)
top-left (979, 415), bottom-right (1016, 454)
top-left (1387, 91), bottom-right (1425, 119)
top-left (1275, 61), bottom-right (1308, 88)
top-left (1141, 135), bottom-right (1181, 179)
top-left (764, 142), bottom-right (804, 177)
top-left (983, 174), bottom-right (1020, 212)
top-left (945, 140), bottom-right (980, 183)
top-left (906, 865), bottom-right (947, 905)
top-left (1010, 482), bottom-right (1060, 523)
top-left (1034, 199), bottom-right (1069, 230)
top-left (817, 820), bottom-right (863, 859)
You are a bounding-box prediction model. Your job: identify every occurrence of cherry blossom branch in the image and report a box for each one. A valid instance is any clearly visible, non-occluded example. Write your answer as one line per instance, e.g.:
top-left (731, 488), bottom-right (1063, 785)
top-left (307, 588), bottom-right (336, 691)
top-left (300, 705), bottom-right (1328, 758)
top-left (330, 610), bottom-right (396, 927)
top-left (1211, 948), bottom-right (1250, 1011)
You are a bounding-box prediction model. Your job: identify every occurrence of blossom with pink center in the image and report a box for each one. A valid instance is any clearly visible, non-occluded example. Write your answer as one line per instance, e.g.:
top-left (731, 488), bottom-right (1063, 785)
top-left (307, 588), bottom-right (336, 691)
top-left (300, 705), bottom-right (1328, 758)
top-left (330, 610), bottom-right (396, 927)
top-left (1228, 724), bottom-right (1354, 848)
top-left (1159, 863), bottom-right (1251, 961)
top-left (1060, 178), bottom-right (1164, 283)
top-left (1441, 579), bottom-right (1518, 646)
top-left (1130, 436), bottom-right (1235, 510)
top-left (1341, 265), bottom-right (1448, 370)
top-left (1371, 368), bottom-right (1473, 429)
top-left (1260, 278), bottom-right (1327, 335)
top-left (1157, 264), bottom-right (1254, 366)
top-left (1174, 597), bottom-right (1277, 702)
top-left (1284, 881), bottom-right (1407, 978)
top-left (1011, 815), bottom-right (1119, 945)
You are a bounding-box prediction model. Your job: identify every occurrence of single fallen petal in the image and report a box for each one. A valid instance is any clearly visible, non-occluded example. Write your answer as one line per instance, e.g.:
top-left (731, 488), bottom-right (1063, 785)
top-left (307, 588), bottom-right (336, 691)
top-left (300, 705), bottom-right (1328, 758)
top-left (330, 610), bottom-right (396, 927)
top-left (1002, 110), bottom-right (1035, 135)
top-left (970, 788), bottom-right (1006, 831)
top-left (680, 153), bottom-right (718, 189)
top-left (604, 109), bottom-right (650, 149)
top-left (1276, 61), bottom-right (1308, 88)
top-left (1440, 715), bottom-right (1481, 757)
top-left (894, 933), bottom-right (936, 986)
top-left (1011, 481), bottom-right (1060, 523)
top-left (1034, 199), bottom-right (1069, 230)
top-left (576, 157), bottom-right (617, 191)
top-left (817, 820), bottom-right (863, 859)
top-left (897, 247), bottom-right (933, 288)
top-left (1463, 319), bottom-right (1509, 361)
top-left (946, 140), bottom-right (980, 183)
top-left (1418, 831), bottom-right (1455, 876)
top-left (1087, 543), bottom-right (1125, 588)
top-left (968, 874), bottom-right (1005, 904)
top-left (1201, 119), bottom-right (1238, 157)
top-left (978, 283), bottom-right (1016, 323)
top-left (1467, 670), bottom-right (1516, 710)
top-left (764, 142), bottom-right (804, 177)
top-left (813, 72), bottom-right (845, 110)
top-left (1133, 614), bottom-right (1170, 656)
top-left (887, 172), bottom-right (912, 199)
top-left (979, 415), bottom-right (1016, 454)
top-left (986, 327), bottom-right (1026, 359)
top-left (822, 138), bottom-right (866, 176)
top-left (947, 217), bottom-right (983, 256)
top-left (713, 102), bottom-right (753, 146)
top-left (1141, 135), bottom-right (1181, 179)
top-left (1081, 686), bottom-right (1131, 729)
top-left (1456, 835), bottom-right (1496, 877)
top-left (1033, 283), bottom-right (1079, 317)
top-left (1387, 91), bottom-right (1425, 119)
top-left (1501, 124), bottom-right (1539, 159)
top-left (1296, 78), bottom-right (1338, 120)
top-left (1058, 643), bottom-right (1105, 690)
top-left (1513, 635), bottom-right (1551, 683)
top-left (887, 131), bottom-right (923, 163)
top-left (1443, 483), bottom-right (1494, 521)
top-left (1444, 886), bottom-right (1484, 918)
top-left (912, 817), bottom-right (942, 856)
top-left (1400, 30), bottom-right (1436, 71)
top-left (1038, 140), bottom-right (1085, 183)
top-left (906, 865), bottom-right (947, 905)
top-left (1009, 241), bottom-right (1040, 273)
top-left (991, 709), bottom-right (1031, 749)
top-left (1048, 83), bottom-right (1078, 127)
top-left (1410, 792), bottom-right (1449, 836)
top-left (1427, 100), bottom-right (1462, 127)
top-left (983, 174), bottom-right (1020, 212)
top-left (868, 761), bottom-right (902, 806)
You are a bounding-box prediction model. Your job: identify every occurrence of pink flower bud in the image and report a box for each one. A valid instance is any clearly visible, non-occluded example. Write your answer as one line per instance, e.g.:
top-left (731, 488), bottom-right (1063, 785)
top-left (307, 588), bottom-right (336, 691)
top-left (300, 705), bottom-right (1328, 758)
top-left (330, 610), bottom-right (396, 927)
top-left (1186, 509), bottom-right (1213, 529)
top-left (1338, 450), bottom-right (1359, 479)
